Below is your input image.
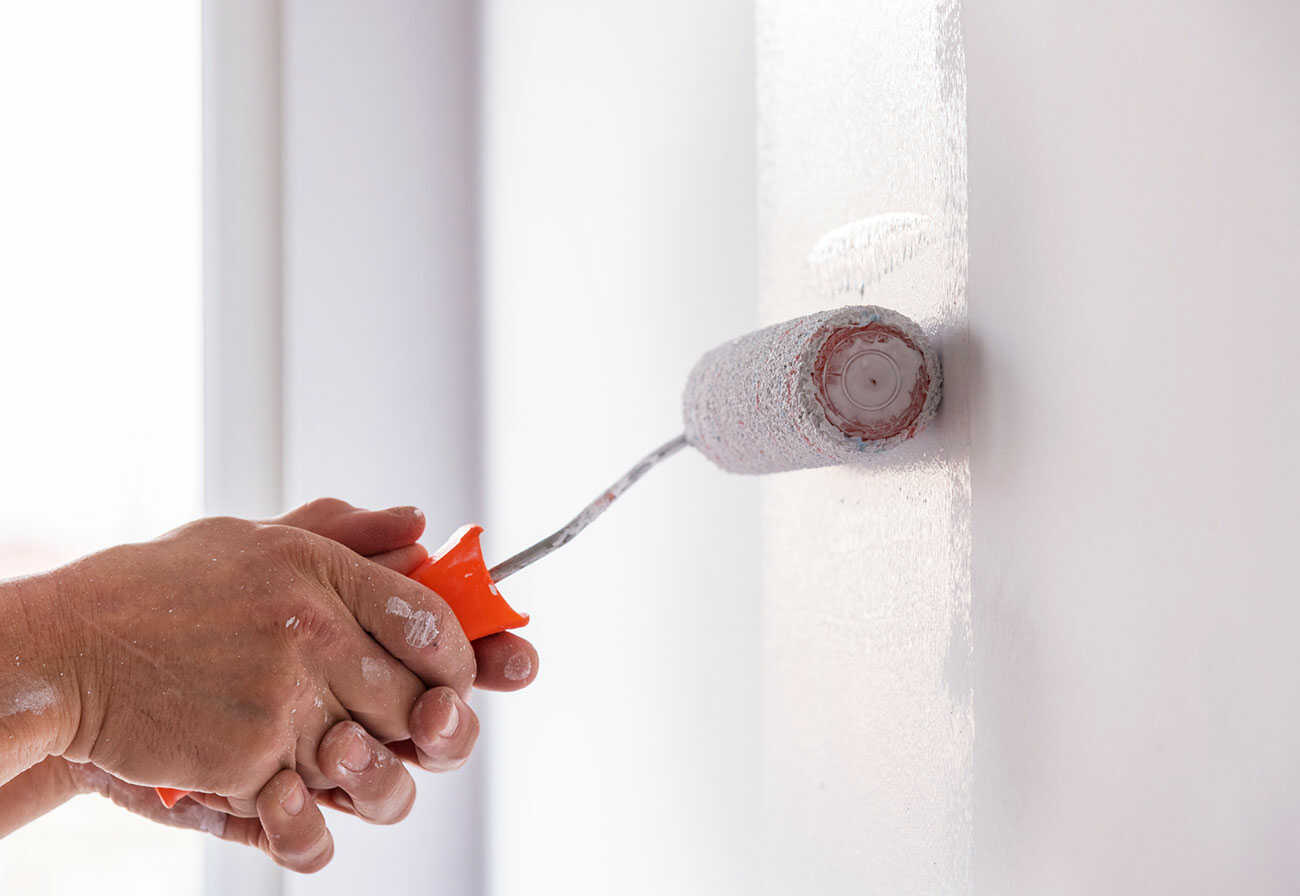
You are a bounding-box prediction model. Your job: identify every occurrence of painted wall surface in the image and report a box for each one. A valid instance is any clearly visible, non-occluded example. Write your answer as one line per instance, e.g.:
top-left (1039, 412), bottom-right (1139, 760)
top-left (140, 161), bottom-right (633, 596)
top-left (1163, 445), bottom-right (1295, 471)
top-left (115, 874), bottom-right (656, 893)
top-left (967, 3), bottom-right (1300, 893)
top-left (481, 3), bottom-right (759, 894)
top-left (755, 2), bottom-right (972, 894)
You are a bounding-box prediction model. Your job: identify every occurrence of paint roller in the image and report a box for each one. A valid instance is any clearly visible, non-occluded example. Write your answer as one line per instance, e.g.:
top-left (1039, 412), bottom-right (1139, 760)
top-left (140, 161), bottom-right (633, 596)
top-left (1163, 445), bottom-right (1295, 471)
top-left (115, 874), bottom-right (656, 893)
top-left (488, 303), bottom-right (941, 579)
top-left (155, 303), bottom-right (940, 808)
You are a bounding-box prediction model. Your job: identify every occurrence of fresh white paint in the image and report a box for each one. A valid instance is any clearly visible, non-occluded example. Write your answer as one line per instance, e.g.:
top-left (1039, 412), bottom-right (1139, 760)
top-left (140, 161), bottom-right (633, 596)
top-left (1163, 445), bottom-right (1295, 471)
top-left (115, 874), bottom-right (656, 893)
top-left (968, 3), bottom-right (1300, 893)
top-left (755, 2), bottom-right (971, 894)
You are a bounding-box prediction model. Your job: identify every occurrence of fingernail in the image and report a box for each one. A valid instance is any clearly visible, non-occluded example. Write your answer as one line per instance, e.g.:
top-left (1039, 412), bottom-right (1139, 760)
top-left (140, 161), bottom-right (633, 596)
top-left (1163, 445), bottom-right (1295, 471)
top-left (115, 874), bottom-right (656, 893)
top-left (340, 730), bottom-right (373, 773)
top-left (281, 781), bottom-right (306, 815)
top-left (440, 699), bottom-right (460, 738)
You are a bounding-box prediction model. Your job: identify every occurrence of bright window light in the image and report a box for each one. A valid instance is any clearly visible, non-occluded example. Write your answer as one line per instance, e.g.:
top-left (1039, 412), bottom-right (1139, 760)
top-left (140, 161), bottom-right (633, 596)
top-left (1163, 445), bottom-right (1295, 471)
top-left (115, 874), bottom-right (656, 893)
top-left (0, 2), bottom-right (203, 894)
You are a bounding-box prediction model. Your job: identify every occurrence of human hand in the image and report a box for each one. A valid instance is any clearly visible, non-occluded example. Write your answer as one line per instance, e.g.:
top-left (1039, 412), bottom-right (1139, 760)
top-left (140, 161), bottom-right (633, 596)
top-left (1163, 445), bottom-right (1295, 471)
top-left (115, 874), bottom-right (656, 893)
top-left (35, 499), bottom-right (534, 837)
top-left (1, 499), bottom-right (538, 871)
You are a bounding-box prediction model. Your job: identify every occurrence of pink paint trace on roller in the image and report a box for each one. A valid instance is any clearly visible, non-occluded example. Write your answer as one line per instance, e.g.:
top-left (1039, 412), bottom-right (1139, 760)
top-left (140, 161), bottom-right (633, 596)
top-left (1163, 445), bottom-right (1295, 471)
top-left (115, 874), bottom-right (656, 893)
top-left (812, 322), bottom-right (931, 442)
top-left (681, 305), bottom-right (941, 474)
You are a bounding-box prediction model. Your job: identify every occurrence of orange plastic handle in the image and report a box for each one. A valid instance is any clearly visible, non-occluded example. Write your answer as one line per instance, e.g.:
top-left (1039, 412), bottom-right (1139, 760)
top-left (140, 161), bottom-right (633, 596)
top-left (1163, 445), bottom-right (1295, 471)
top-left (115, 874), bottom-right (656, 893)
top-left (155, 524), bottom-right (527, 809)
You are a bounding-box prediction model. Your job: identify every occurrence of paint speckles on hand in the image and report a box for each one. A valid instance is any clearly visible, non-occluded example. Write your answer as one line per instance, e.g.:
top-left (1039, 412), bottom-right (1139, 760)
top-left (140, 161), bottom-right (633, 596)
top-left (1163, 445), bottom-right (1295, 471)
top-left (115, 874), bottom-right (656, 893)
top-left (404, 612), bottom-right (440, 649)
top-left (386, 596), bottom-right (440, 649)
top-left (361, 656), bottom-right (389, 684)
top-left (503, 652), bottom-right (532, 681)
top-left (2, 682), bottom-right (57, 718)
top-left (285, 616), bottom-right (301, 630)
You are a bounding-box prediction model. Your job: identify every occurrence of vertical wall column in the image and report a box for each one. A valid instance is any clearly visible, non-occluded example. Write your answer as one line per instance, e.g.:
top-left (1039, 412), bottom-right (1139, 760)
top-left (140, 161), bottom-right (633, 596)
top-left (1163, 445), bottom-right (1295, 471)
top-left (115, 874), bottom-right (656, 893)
top-left (755, 1), bottom-right (972, 893)
top-left (279, 2), bottom-right (483, 894)
top-left (204, 1), bottom-right (484, 892)
top-left (203, 1), bottom-right (285, 893)
top-left (203, 0), bottom-right (284, 521)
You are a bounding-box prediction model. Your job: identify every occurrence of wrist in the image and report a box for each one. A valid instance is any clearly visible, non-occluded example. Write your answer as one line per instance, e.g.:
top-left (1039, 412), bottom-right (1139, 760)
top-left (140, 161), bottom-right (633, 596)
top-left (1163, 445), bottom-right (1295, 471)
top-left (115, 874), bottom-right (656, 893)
top-left (0, 564), bottom-right (92, 778)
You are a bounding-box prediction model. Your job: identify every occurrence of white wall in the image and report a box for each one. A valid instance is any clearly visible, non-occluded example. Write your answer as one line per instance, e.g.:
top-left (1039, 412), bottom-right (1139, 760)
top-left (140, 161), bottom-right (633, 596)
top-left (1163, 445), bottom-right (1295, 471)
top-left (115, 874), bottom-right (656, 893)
top-left (967, 3), bottom-right (1300, 893)
top-left (755, 2), bottom-right (972, 893)
top-left (278, 2), bottom-right (483, 894)
top-left (481, 3), bottom-right (759, 894)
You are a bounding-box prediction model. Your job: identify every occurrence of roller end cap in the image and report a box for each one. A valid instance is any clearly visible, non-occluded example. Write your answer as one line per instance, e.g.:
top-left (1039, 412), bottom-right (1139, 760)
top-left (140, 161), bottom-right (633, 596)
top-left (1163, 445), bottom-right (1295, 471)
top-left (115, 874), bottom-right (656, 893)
top-left (813, 321), bottom-right (938, 443)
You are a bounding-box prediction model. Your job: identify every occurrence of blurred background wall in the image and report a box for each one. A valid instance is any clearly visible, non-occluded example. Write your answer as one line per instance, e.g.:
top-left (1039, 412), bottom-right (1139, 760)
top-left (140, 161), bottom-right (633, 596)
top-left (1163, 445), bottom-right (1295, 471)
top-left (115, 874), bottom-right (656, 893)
top-left (481, 3), bottom-right (760, 894)
top-left (278, 2), bottom-right (484, 895)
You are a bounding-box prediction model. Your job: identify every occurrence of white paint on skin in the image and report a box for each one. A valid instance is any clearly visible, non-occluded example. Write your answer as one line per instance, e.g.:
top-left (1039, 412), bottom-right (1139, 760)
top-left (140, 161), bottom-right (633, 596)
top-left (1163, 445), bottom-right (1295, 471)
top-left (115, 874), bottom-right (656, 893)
top-left (168, 795), bottom-right (228, 837)
top-left (386, 595), bottom-right (440, 649)
top-left (285, 616), bottom-right (300, 629)
top-left (361, 656), bottom-right (388, 684)
top-left (2, 682), bottom-right (57, 718)
top-left (503, 653), bottom-right (532, 682)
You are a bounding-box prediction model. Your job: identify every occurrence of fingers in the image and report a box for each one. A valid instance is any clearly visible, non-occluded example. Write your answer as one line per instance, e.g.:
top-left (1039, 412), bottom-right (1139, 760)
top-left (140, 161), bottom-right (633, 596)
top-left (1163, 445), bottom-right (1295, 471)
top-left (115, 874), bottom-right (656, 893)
top-left (243, 770), bottom-right (334, 874)
top-left (275, 498), bottom-right (426, 556)
top-left (471, 632), bottom-right (539, 692)
top-left (64, 764), bottom-right (230, 837)
top-left (404, 687), bottom-right (479, 772)
top-left (368, 543), bottom-right (429, 575)
top-left (315, 722), bottom-right (416, 824)
top-left (326, 554), bottom-right (477, 697)
top-left (321, 635), bottom-right (426, 744)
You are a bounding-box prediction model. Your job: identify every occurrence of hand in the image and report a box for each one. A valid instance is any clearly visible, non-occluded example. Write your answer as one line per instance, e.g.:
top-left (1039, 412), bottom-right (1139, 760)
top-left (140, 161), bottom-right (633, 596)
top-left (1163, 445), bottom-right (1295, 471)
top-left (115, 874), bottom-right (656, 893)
top-left (168, 500), bottom-right (539, 872)
top-left (1, 499), bottom-right (538, 871)
top-left (38, 499), bottom-right (530, 823)
top-left (3, 755), bottom-right (341, 873)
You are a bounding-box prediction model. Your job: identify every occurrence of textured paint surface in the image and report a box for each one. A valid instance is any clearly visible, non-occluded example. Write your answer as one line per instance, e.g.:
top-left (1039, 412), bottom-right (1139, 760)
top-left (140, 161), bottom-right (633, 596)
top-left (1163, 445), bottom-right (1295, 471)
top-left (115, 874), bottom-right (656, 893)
top-left (682, 305), bottom-right (941, 473)
top-left (967, 3), bottom-right (1300, 893)
top-left (756, 2), bottom-right (971, 893)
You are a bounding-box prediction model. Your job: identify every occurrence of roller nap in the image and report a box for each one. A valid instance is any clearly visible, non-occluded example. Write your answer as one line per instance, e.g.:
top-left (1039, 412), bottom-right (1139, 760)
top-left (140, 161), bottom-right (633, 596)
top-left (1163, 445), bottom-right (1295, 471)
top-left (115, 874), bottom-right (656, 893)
top-left (682, 305), bottom-right (941, 474)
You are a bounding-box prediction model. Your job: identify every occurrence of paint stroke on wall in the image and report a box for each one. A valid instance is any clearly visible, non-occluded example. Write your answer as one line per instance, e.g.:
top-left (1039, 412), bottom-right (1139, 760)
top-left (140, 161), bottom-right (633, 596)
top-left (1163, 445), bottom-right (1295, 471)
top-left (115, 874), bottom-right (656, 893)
top-left (756, 1), bottom-right (971, 893)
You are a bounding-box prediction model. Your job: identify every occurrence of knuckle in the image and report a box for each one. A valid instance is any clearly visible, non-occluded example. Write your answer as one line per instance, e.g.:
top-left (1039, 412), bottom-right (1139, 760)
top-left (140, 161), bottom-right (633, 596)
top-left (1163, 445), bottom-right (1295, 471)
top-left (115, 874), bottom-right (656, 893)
top-left (317, 723), bottom-right (361, 768)
top-left (304, 496), bottom-right (352, 518)
top-left (430, 639), bottom-right (477, 695)
top-left (396, 601), bottom-right (476, 687)
top-left (275, 601), bottom-right (336, 644)
top-left (177, 514), bottom-right (249, 540)
top-left (261, 523), bottom-right (320, 559)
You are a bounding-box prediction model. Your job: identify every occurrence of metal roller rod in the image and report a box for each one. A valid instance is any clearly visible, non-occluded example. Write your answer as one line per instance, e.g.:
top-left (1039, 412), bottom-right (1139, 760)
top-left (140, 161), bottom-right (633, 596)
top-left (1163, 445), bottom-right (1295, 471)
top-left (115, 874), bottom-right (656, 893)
top-left (488, 434), bottom-right (689, 582)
